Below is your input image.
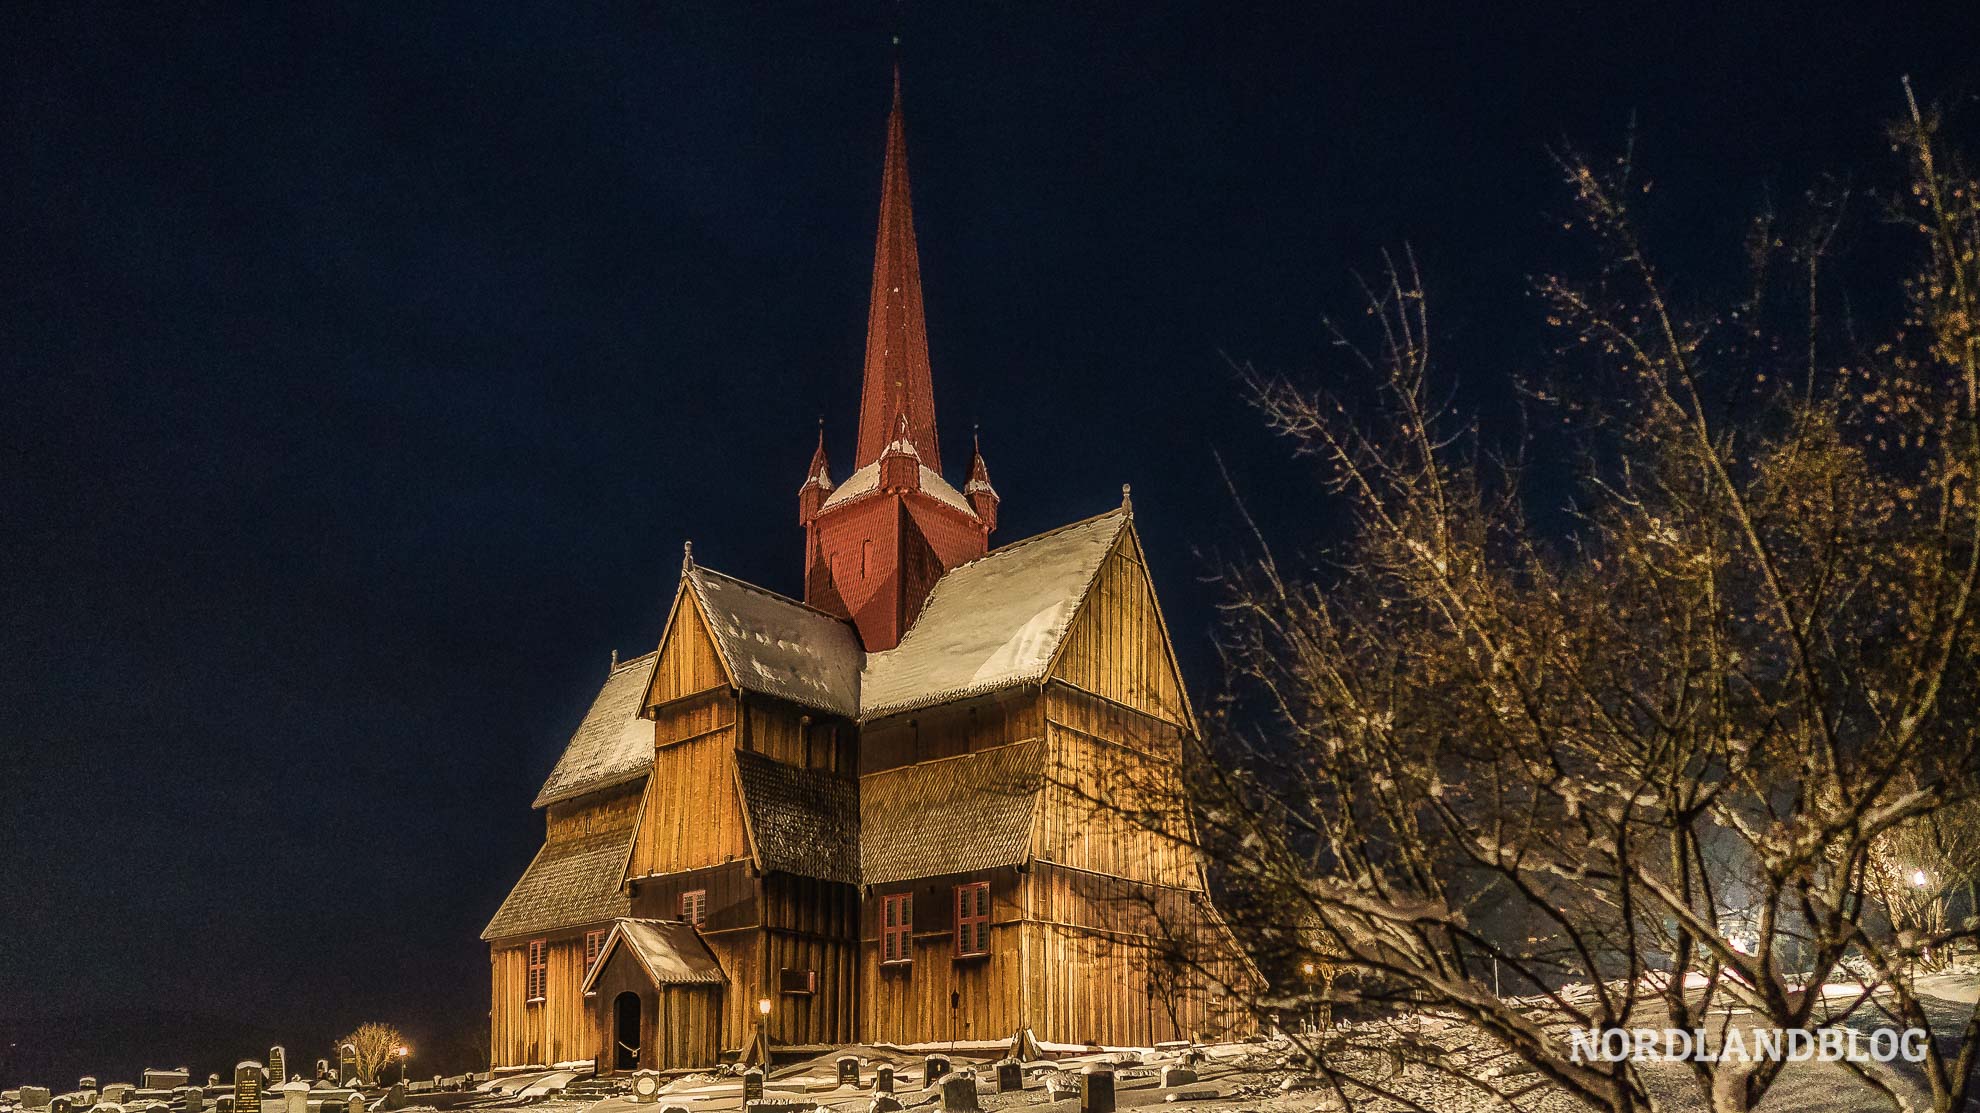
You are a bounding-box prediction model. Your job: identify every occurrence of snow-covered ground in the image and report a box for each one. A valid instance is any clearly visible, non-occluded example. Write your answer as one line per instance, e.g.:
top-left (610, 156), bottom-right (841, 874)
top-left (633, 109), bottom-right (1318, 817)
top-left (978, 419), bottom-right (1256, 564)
top-left (450, 968), bottom-right (1979, 1113)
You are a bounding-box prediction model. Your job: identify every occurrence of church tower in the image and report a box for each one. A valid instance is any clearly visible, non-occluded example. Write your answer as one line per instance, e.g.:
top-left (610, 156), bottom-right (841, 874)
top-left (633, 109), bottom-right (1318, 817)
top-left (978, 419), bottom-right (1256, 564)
top-left (799, 70), bottom-right (993, 650)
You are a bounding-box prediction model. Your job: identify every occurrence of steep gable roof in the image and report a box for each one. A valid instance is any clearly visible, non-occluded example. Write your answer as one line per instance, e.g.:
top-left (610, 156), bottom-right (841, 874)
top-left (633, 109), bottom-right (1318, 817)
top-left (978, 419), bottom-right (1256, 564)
top-left (732, 749), bottom-right (861, 885)
top-left (533, 651), bottom-right (658, 807)
top-left (859, 509), bottom-right (1129, 718)
top-left (579, 917), bottom-right (726, 992)
top-left (860, 739), bottom-right (1043, 885)
top-left (481, 825), bottom-right (636, 941)
top-left (683, 564), bottom-right (863, 718)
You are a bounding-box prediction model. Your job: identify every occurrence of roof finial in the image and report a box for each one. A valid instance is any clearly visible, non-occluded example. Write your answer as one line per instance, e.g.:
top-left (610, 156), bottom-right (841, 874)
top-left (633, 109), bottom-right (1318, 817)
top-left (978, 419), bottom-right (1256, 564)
top-left (1121, 483), bottom-right (1133, 512)
top-left (683, 539), bottom-right (694, 567)
top-left (610, 648), bottom-right (619, 670)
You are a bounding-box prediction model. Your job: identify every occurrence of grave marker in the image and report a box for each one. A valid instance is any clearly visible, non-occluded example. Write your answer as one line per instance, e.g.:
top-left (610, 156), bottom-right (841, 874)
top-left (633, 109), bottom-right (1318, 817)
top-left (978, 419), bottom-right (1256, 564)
top-left (266, 1052), bottom-right (286, 1089)
top-left (1079, 1066), bottom-right (1114, 1113)
top-left (835, 1058), bottom-right (860, 1088)
top-left (995, 1062), bottom-right (1021, 1093)
top-left (936, 1074), bottom-right (976, 1113)
top-left (232, 1064), bottom-right (263, 1113)
top-left (740, 1068), bottom-right (763, 1106)
top-left (872, 1066), bottom-right (894, 1095)
top-left (923, 1056), bottom-right (950, 1085)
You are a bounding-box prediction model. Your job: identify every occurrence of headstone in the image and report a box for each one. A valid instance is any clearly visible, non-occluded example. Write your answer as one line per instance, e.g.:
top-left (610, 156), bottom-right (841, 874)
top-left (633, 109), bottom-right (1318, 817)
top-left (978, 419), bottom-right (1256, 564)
top-left (872, 1066), bottom-right (894, 1095)
top-left (741, 1068), bottom-right (763, 1106)
top-left (923, 1056), bottom-right (950, 1085)
top-left (868, 1099), bottom-right (901, 1113)
top-left (22, 1088), bottom-right (52, 1110)
top-left (344, 1096), bottom-right (362, 1113)
top-left (51, 1099), bottom-right (73, 1113)
top-left (144, 1074), bottom-right (188, 1092)
top-left (279, 1080), bottom-right (309, 1113)
top-left (1079, 1066), bottom-right (1114, 1113)
top-left (233, 1063), bottom-right (263, 1113)
top-left (1159, 1068), bottom-right (1196, 1087)
top-left (79, 1081), bottom-right (98, 1095)
top-left (215, 1097), bottom-right (233, 1113)
top-left (207, 1078), bottom-right (220, 1091)
top-left (937, 1073), bottom-right (977, 1113)
top-left (181, 1087), bottom-right (204, 1113)
top-left (628, 1074), bottom-right (661, 1105)
top-left (378, 1086), bottom-right (404, 1113)
top-left (266, 1052), bottom-right (286, 1090)
top-left (336, 1049), bottom-right (356, 1089)
top-left (835, 1057), bottom-right (860, 1088)
top-left (994, 1062), bottom-right (1021, 1094)
top-left (1180, 1050), bottom-right (1204, 1068)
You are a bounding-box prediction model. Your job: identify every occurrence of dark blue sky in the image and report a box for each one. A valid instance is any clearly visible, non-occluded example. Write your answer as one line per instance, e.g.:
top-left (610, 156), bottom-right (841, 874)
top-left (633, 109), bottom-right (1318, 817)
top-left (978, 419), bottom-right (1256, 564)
top-left (4, 0), bottom-right (1976, 1080)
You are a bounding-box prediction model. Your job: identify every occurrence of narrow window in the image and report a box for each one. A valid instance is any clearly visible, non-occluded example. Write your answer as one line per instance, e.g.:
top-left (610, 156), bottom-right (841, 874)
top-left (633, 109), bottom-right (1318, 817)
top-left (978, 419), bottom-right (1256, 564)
top-left (525, 939), bottom-right (548, 1003)
top-left (584, 929), bottom-right (606, 974)
top-left (861, 538), bottom-right (871, 578)
top-left (881, 892), bottom-right (913, 964)
top-left (681, 889), bottom-right (707, 926)
top-left (954, 882), bottom-right (990, 959)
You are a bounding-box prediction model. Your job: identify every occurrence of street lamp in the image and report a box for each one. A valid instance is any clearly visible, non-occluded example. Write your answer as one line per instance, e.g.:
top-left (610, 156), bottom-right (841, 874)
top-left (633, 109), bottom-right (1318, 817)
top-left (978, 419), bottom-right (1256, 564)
top-left (1912, 869), bottom-right (1930, 888)
top-left (395, 1047), bottom-right (409, 1086)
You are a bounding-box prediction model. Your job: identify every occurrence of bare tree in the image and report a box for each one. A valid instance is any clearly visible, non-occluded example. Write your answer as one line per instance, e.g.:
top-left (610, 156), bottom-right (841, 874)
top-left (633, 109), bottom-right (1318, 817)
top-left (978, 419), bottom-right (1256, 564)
top-left (1180, 88), bottom-right (1980, 1113)
top-left (338, 1023), bottom-right (409, 1087)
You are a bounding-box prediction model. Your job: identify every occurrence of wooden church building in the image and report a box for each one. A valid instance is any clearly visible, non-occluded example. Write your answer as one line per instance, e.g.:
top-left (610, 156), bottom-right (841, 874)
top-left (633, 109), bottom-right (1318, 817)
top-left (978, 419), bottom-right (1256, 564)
top-left (482, 71), bottom-right (1250, 1072)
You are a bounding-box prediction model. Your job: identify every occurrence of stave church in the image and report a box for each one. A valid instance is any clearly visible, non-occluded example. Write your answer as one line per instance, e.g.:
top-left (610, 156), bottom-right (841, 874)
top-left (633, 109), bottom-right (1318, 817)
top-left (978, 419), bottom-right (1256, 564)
top-left (481, 69), bottom-right (1251, 1072)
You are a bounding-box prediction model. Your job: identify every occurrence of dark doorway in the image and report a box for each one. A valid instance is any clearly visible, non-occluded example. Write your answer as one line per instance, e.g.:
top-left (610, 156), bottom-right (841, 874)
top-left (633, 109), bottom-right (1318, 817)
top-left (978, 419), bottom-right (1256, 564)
top-left (613, 992), bottom-right (641, 1071)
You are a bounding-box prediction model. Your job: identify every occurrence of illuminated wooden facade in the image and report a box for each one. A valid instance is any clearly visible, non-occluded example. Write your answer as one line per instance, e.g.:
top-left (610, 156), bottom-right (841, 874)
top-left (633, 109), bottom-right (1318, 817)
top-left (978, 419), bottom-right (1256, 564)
top-left (482, 70), bottom-right (1250, 1072)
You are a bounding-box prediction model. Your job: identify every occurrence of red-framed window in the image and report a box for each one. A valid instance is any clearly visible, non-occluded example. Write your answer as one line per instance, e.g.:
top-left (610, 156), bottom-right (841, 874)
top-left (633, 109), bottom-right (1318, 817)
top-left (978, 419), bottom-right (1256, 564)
top-left (525, 938), bottom-right (548, 1003)
top-left (680, 889), bottom-right (707, 926)
top-left (954, 882), bottom-right (990, 958)
top-left (584, 929), bottom-right (606, 974)
top-left (881, 892), bottom-right (913, 964)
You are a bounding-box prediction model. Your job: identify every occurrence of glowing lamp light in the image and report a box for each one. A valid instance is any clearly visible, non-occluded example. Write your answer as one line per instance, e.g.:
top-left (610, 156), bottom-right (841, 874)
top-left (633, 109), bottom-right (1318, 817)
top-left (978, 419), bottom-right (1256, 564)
top-left (396, 1047), bottom-right (408, 1058)
top-left (1912, 869), bottom-right (1929, 888)
top-left (757, 997), bottom-right (773, 1016)
top-left (1300, 962), bottom-right (1316, 976)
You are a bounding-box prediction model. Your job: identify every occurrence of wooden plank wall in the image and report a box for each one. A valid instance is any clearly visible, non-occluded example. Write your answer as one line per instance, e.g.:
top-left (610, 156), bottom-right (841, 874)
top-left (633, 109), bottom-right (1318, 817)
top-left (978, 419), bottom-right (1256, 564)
top-left (630, 728), bottom-right (749, 877)
top-left (761, 874), bottom-right (861, 1047)
top-left (490, 933), bottom-right (598, 1068)
top-left (1036, 689), bottom-right (1197, 889)
top-left (860, 869), bottom-right (1026, 1046)
top-left (860, 691), bottom-right (1043, 775)
top-left (740, 696), bottom-right (855, 773)
top-left (1022, 862), bottom-right (1252, 1046)
top-left (1049, 528), bottom-right (1189, 727)
top-left (545, 781), bottom-right (643, 843)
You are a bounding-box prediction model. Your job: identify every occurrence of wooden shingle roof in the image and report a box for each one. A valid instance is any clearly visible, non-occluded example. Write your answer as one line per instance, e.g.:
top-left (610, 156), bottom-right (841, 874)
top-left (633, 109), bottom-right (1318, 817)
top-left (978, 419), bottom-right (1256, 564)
top-left (733, 749), bottom-right (861, 885)
top-left (480, 825), bottom-right (634, 941)
top-left (579, 918), bottom-right (727, 992)
top-left (532, 651), bottom-right (657, 808)
top-left (859, 739), bottom-right (1043, 885)
top-left (685, 565), bottom-right (863, 718)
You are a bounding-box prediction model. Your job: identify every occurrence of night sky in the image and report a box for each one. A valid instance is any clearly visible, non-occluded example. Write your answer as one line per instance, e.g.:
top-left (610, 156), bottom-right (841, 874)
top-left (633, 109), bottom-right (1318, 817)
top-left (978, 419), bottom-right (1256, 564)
top-left (4, 0), bottom-right (1977, 1083)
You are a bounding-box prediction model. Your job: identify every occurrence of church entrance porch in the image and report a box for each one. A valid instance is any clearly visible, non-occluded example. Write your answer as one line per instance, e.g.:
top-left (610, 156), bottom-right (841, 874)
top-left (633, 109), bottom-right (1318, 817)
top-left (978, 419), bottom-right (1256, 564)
top-left (583, 919), bottom-right (727, 1070)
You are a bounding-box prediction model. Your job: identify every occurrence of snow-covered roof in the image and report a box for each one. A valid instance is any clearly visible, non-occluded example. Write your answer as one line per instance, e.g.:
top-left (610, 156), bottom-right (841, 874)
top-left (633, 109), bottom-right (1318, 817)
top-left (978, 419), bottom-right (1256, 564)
top-left (532, 652), bottom-right (658, 807)
top-left (481, 824), bottom-right (635, 941)
top-left (859, 508), bottom-right (1129, 718)
top-left (822, 461), bottom-right (977, 517)
top-left (579, 918), bottom-right (726, 992)
top-left (686, 565), bottom-right (863, 718)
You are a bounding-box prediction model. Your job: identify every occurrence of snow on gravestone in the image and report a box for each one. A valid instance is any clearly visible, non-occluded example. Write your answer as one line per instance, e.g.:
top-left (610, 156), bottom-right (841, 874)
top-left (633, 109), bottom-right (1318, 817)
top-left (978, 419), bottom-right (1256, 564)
top-left (266, 1052), bottom-right (285, 1089)
top-left (20, 1088), bottom-right (51, 1111)
top-left (936, 1073), bottom-right (977, 1113)
top-left (923, 1057), bottom-right (950, 1085)
top-left (1079, 1066), bottom-right (1115, 1113)
top-left (233, 1064), bottom-right (263, 1113)
top-left (872, 1067), bottom-right (893, 1095)
top-left (836, 1058), bottom-right (860, 1088)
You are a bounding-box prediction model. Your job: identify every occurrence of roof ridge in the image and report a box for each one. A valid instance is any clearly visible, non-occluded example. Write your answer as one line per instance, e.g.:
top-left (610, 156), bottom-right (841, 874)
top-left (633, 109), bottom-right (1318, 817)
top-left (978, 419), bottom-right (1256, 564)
top-left (689, 562), bottom-right (856, 624)
top-left (610, 649), bottom-right (659, 674)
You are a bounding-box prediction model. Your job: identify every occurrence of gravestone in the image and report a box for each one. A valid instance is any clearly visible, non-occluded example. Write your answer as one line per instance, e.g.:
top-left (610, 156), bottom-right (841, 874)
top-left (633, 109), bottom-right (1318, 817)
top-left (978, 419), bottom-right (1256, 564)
top-left (144, 1074), bottom-right (188, 1092)
top-left (872, 1066), bottom-right (894, 1095)
top-left (215, 1097), bottom-right (234, 1113)
top-left (936, 1073), bottom-right (976, 1113)
top-left (79, 1080), bottom-right (98, 1094)
top-left (923, 1056), bottom-right (950, 1085)
top-left (266, 1052), bottom-right (286, 1090)
top-left (51, 1098), bottom-right (73, 1113)
top-left (336, 1049), bottom-right (356, 1089)
top-left (379, 1085), bottom-right (404, 1113)
top-left (740, 1068), bottom-right (763, 1106)
top-left (835, 1057), bottom-right (860, 1088)
top-left (22, 1087), bottom-right (52, 1110)
top-left (1159, 1068), bottom-right (1196, 1087)
top-left (1079, 1066), bottom-right (1114, 1113)
top-left (868, 1099), bottom-right (901, 1113)
top-left (207, 1077), bottom-right (220, 1090)
top-left (313, 1066), bottom-right (327, 1087)
top-left (995, 1062), bottom-right (1021, 1094)
top-left (279, 1080), bottom-right (309, 1113)
top-left (628, 1074), bottom-right (661, 1105)
top-left (181, 1087), bottom-right (204, 1113)
top-left (345, 1096), bottom-right (362, 1113)
top-left (233, 1063), bottom-right (263, 1113)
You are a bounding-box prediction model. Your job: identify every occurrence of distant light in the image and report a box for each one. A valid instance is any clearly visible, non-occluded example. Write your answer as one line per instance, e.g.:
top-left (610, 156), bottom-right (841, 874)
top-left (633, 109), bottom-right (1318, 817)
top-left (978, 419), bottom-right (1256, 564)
top-left (757, 997), bottom-right (772, 1016)
top-left (1300, 962), bottom-right (1316, 976)
top-left (1913, 869), bottom-right (1929, 888)
top-left (396, 1047), bottom-right (408, 1058)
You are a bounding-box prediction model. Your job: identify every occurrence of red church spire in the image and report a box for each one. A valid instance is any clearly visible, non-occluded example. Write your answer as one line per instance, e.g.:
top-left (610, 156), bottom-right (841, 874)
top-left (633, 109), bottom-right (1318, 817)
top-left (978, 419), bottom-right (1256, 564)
top-left (854, 66), bottom-right (939, 469)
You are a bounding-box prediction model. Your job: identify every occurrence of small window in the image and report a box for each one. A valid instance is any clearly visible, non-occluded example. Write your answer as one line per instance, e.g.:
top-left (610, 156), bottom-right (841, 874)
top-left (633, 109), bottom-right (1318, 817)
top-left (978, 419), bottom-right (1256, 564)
top-left (881, 892), bottom-right (913, 964)
top-left (681, 889), bottom-right (707, 926)
top-left (584, 929), bottom-right (606, 974)
top-left (525, 939), bottom-right (548, 1003)
top-left (954, 882), bottom-right (990, 958)
top-left (861, 538), bottom-right (872, 578)
top-left (779, 968), bottom-right (817, 995)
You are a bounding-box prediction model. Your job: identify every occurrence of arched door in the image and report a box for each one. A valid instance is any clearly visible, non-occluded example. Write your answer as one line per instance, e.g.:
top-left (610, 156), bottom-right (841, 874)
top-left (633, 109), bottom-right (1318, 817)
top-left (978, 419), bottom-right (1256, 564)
top-left (613, 991), bottom-right (641, 1071)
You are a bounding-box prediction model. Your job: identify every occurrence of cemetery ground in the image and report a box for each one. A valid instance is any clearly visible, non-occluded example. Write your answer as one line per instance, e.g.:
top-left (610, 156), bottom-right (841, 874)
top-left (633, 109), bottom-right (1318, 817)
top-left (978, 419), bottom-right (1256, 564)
top-left (5, 963), bottom-right (1976, 1113)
